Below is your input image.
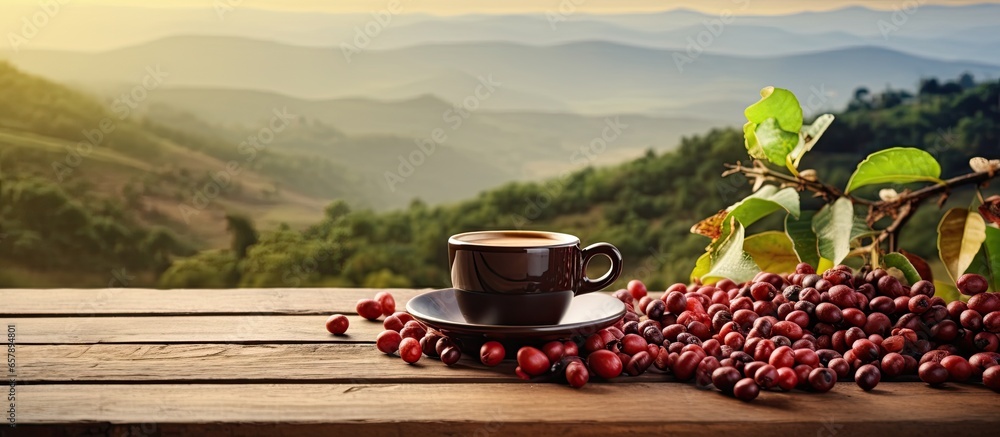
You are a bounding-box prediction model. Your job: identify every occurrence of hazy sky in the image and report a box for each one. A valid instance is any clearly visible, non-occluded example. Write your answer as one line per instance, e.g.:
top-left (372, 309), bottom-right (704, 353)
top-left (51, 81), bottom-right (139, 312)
top-left (3, 0), bottom-right (999, 15)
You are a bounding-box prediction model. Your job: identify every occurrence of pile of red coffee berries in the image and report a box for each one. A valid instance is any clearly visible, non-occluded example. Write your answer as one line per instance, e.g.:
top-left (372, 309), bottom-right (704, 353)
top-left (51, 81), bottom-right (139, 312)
top-left (582, 267), bottom-right (1000, 399)
top-left (341, 268), bottom-right (1000, 399)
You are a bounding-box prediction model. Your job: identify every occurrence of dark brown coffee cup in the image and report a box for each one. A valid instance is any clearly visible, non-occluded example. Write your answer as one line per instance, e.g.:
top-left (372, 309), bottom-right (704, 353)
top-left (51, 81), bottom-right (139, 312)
top-left (448, 230), bottom-right (623, 325)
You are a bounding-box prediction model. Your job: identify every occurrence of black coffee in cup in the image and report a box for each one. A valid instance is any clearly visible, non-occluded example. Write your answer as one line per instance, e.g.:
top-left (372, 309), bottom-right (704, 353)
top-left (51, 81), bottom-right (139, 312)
top-left (448, 230), bottom-right (623, 325)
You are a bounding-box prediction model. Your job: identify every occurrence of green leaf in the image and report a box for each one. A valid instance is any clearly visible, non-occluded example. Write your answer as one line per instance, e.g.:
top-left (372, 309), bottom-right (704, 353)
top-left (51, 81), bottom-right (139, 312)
top-left (745, 86), bottom-right (803, 132)
top-left (933, 280), bottom-right (962, 304)
top-left (728, 185), bottom-right (801, 224)
top-left (702, 219), bottom-right (760, 284)
top-left (753, 118), bottom-right (800, 165)
top-left (744, 231), bottom-right (800, 275)
top-left (691, 252), bottom-right (711, 283)
top-left (789, 114), bottom-right (835, 168)
top-left (845, 147), bottom-right (943, 193)
top-left (785, 210), bottom-right (819, 267)
top-left (901, 250), bottom-right (934, 282)
top-left (817, 257), bottom-right (834, 274)
top-left (937, 208), bottom-right (987, 285)
top-left (966, 225), bottom-right (1000, 291)
top-left (851, 213), bottom-right (877, 241)
top-left (813, 197), bottom-right (855, 265)
top-left (743, 121), bottom-right (764, 161)
top-left (695, 186), bottom-right (801, 245)
top-left (883, 252), bottom-right (921, 286)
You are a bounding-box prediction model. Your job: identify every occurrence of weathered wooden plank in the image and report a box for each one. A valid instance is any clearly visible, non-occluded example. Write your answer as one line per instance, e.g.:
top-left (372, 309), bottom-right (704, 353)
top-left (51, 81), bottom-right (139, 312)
top-left (15, 383), bottom-right (999, 436)
top-left (13, 343), bottom-right (683, 384)
top-left (15, 344), bottom-right (523, 383)
top-left (2, 310), bottom-right (619, 346)
top-left (4, 315), bottom-right (383, 344)
top-left (0, 288), bottom-right (428, 316)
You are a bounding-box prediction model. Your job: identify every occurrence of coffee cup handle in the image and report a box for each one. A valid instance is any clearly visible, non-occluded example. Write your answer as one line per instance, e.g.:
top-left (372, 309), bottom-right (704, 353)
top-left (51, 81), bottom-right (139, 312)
top-left (578, 242), bottom-right (623, 295)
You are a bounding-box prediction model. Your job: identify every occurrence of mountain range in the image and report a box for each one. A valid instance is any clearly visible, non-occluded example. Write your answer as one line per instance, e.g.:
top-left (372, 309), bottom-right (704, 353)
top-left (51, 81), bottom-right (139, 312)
top-left (4, 4), bottom-right (999, 56)
top-left (5, 36), bottom-right (998, 121)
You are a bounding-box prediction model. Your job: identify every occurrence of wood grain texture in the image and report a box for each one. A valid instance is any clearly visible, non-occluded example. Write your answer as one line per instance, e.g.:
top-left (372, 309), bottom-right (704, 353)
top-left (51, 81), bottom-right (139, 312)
top-left (16, 383), bottom-right (999, 436)
top-left (4, 315), bottom-right (384, 344)
top-left (14, 344), bottom-right (683, 384)
top-left (0, 288), bottom-right (428, 316)
top-left (15, 343), bottom-right (520, 383)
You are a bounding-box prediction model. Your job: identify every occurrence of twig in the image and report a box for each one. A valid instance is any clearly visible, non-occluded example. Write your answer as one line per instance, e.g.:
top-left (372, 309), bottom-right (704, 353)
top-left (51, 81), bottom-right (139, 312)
top-left (724, 161), bottom-right (1000, 259)
top-left (723, 161), bottom-right (875, 205)
top-left (724, 162), bottom-right (999, 209)
top-left (880, 169), bottom-right (998, 208)
top-left (874, 202), bottom-right (913, 253)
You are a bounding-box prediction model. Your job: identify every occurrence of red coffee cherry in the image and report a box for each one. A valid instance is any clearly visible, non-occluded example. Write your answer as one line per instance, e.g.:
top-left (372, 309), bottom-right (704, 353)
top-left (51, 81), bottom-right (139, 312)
top-left (542, 341), bottom-right (566, 362)
top-left (733, 377), bottom-right (760, 401)
top-left (374, 291), bottom-right (396, 316)
top-left (750, 282), bottom-right (777, 301)
top-left (881, 353), bottom-right (906, 378)
top-left (480, 341), bottom-right (505, 367)
top-left (565, 360), bottom-right (589, 388)
top-left (440, 346), bottom-right (461, 366)
top-left (918, 361), bottom-right (949, 386)
top-left (588, 349), bottom-right (623, 379)
top-left (627, 279), bottom-right (648, 300)
top-left (983, 366), bottom-right (1000, 392)
top-left (940, 355), bottom-right (974, 382)
top-left (383, 314), bottom-right (405, 332)
top-left (399, 337), bottom-right (422, 364)
top-left (767, 367), bottom-right (793, 392)
top-left (399, 320), bottom-right (427, 340)
top-left (808, 368), bottom-right (837, 393)
top-left (957, 273), bottom-right (989, 295)
top-left (376, 330), bottom-right (402, 354)
top-left (754, 364), bottom-right (779, 389)
top-left (712, 366), bottom-right (742, 394)
top-left (855, 364), bottom-right (881, 391)
top-left (356, 299), bottom-right (382, 320)
top-left (325, 314), bottom-right (349, 334)
top-left (516, 346), bottom-right (551, 377)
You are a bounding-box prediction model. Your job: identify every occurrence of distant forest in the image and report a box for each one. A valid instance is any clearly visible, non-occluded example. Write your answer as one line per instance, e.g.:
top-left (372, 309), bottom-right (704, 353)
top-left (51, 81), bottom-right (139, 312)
top-left (157, 75), bottom-right (1000, 290)
top-left (0, 66), bottom-right (997, 288)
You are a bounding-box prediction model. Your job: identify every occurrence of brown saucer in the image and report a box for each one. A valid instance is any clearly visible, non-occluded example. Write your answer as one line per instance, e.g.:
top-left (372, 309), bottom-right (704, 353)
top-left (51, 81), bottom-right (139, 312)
top-left (406, 289), bottom-right (625, 354)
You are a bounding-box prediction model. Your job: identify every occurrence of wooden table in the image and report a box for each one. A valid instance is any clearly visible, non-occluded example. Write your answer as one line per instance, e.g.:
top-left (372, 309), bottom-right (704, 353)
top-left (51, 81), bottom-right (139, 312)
top-left (2, 288), bottom-right (998, 436)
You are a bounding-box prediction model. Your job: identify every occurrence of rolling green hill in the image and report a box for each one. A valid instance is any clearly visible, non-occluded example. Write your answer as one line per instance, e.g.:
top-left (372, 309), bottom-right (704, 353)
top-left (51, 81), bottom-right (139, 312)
top-left (2, 60), bottom-right (997, 289)
top-left (0, 63), bottom-right (366, 286)
top-left (159, 77), bottom-right (1000, 290)
top-left (140, 87), bottom-right (722, 182)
